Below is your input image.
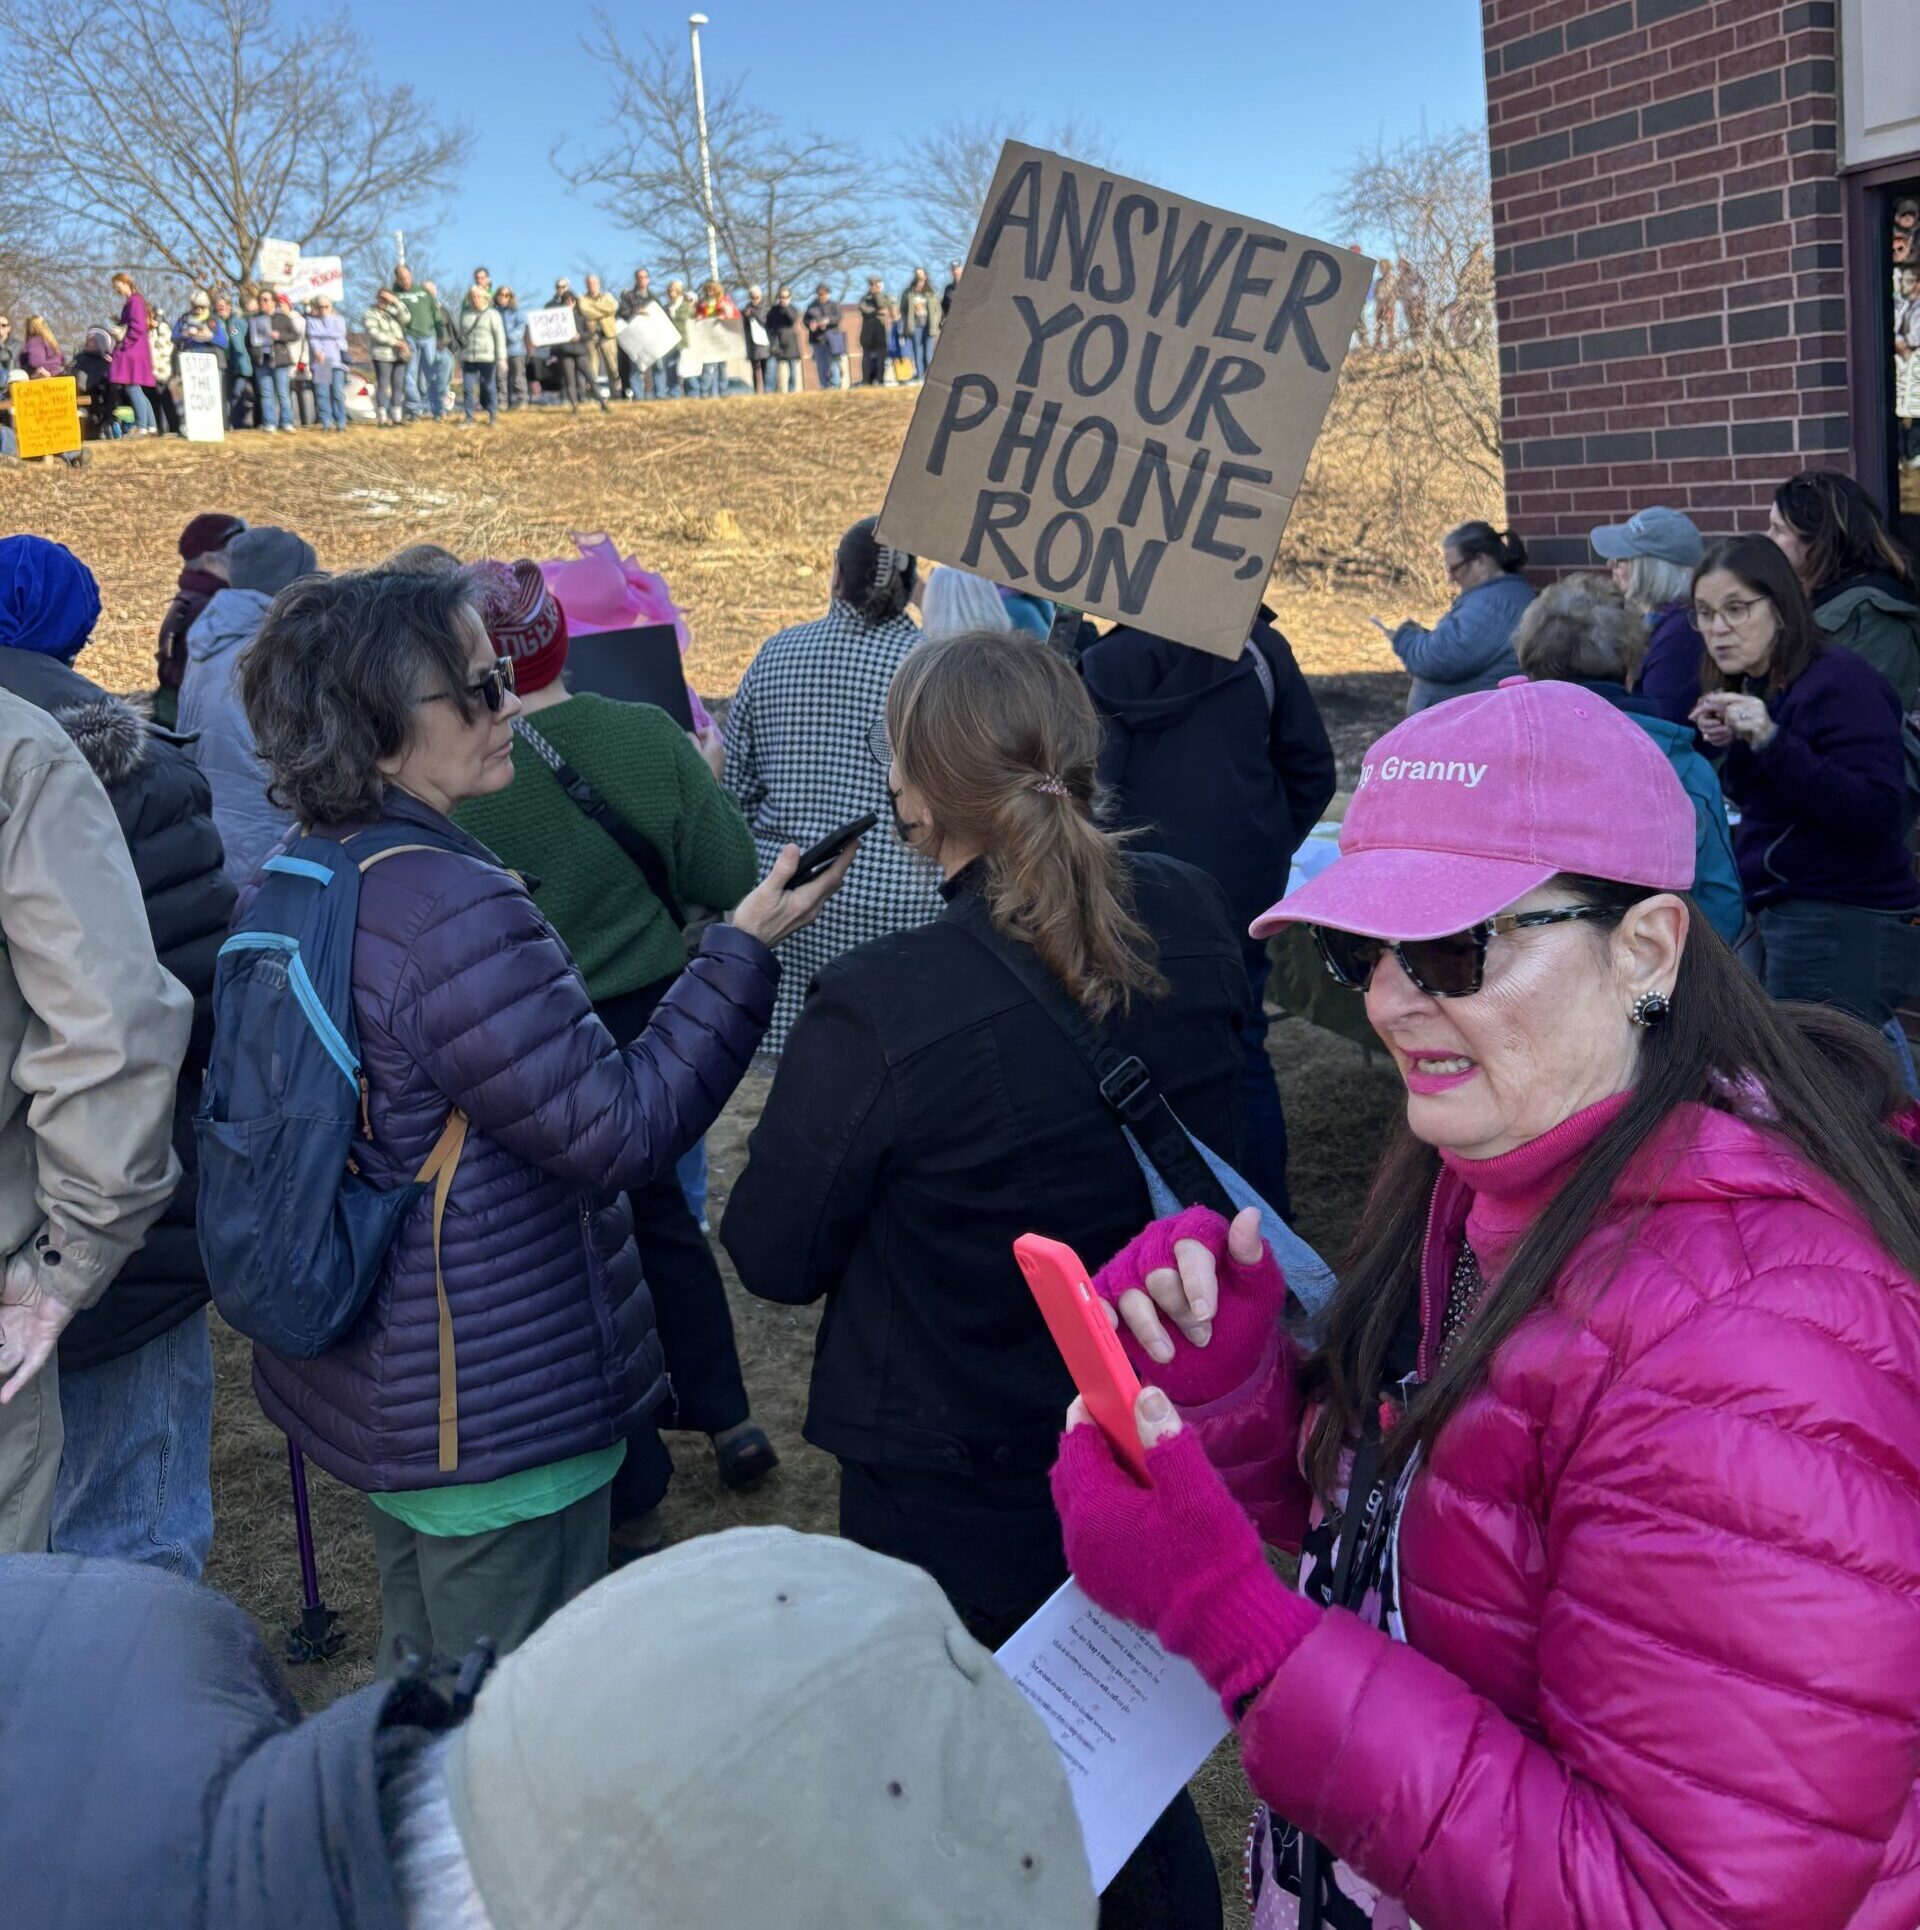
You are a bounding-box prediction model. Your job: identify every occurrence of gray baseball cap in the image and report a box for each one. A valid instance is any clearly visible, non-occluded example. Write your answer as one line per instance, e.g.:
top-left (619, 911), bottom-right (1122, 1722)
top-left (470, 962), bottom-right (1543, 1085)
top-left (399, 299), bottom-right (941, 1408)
top-left (444, 1527), bottom-right (1096, 1930)
top-left (1590, 506), bottom-right (1703, 568)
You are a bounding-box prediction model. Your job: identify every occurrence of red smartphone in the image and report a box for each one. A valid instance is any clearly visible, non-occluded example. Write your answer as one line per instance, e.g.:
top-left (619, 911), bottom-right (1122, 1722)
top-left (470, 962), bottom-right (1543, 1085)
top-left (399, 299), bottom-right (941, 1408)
top-left (1013, 1232), bottom-right (1151, 1484)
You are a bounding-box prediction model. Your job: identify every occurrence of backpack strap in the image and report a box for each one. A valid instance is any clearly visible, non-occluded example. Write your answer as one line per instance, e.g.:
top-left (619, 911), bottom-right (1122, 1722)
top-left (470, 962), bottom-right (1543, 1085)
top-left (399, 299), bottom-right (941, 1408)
top-left (413, 1108), bottom-right (468, 1473)
top-left (1244, 636), bottom-right (1278, 718)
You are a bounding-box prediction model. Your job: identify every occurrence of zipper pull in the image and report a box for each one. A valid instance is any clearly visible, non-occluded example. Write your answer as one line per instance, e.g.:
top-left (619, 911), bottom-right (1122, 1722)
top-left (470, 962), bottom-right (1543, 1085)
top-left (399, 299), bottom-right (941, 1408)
top-left (358, 1072), bottom-right (373, 1140)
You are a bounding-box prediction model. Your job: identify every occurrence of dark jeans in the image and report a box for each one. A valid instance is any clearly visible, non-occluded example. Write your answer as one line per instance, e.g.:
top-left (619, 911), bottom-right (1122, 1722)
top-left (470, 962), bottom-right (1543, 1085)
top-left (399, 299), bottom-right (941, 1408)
top-left (1239, 939), bottom-right (1292, 1221)
top-left (839, 1460), bottom-right (1223, 1930)
top-left (750, 356), bottom-right (771, 392)
top-left (367, 1481), bottom-right (609, 1674)
top-left (504, 352), bottom-right (527, 407)
top-left (861, 347), bottom-right (885, 386)
top-left (461, 361), bottom-right (498, 422)
top-left (151, 382), bottom-right (181, 435)
top-left (1747, 898), bottom-right (1920, 1029)
top-left (596, 979), bottom-right (753, 1522)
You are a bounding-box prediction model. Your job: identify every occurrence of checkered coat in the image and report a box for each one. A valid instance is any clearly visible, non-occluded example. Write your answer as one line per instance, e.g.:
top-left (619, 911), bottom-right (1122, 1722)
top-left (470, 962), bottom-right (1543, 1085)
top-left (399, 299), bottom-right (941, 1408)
top-left (723, 600), bottom-right (944, 1050)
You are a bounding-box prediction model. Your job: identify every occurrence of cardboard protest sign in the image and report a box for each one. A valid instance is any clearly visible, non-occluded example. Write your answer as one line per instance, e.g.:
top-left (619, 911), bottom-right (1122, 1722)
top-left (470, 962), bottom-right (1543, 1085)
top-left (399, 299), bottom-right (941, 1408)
top-left (256, 237), bottom-right (299, 285)
top-left (179, 354), bottom-right (225, 442)
top-left (682, 317), bottom-right (739, 369)
top-left (616, 305), bottom-right (681, 371)
top-left (525, 306), bottom-right (577, 349)
top-left (283, 255), bottom-right (343, 303)
top-left (877, 144), bottom-right (1372, 657)
top-left (13, 378), bottom-right (80, 459)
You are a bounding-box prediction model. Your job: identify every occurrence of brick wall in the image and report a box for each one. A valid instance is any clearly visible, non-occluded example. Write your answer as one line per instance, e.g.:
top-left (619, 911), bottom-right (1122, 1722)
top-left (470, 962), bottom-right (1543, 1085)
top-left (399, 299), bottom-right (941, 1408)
top-left (1485, 0), bottom-right (1845, 566)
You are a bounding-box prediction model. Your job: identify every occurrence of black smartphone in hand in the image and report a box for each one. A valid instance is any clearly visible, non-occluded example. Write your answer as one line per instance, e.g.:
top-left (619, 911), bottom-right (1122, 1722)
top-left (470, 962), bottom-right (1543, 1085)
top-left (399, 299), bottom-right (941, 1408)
top-left (786, 812), bottom-right (877, 889)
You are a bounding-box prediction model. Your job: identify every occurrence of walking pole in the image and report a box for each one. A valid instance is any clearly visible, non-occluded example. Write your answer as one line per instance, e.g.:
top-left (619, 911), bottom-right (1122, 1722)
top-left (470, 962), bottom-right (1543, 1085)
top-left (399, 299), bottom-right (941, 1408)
top-left (284, 1437), bottom-right (344, 1664)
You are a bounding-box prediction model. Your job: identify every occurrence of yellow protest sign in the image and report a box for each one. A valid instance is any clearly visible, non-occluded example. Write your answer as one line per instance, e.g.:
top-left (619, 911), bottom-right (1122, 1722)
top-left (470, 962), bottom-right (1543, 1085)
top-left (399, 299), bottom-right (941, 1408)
top-left (13, 378), bottom-right (81, 459)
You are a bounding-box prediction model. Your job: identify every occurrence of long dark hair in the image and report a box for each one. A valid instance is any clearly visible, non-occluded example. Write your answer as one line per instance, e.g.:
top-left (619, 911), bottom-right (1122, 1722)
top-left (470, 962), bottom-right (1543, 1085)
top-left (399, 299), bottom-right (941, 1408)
top-left (835, 515), bottom-right (916, 625)
top-left (1773, 469), bottom-right (1916, 597)
top-left (1446, 521), bottom-right (1528, 574)
top-left (1302, 876), bottom-right (1920, 1496)
top-left (1695, 535), bottom-right (1823, 694)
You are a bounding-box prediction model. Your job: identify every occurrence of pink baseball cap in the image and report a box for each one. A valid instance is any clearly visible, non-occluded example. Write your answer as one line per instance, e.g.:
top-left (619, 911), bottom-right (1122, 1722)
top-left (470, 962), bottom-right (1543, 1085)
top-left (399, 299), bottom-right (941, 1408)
top-left (1252, 681), bottom-right (1695, 940)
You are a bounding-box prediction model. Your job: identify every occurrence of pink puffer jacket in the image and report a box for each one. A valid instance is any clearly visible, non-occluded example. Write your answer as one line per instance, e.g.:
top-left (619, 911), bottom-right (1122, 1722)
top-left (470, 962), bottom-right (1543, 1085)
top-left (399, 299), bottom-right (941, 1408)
top-left (1195, 1103), bottom-right (1920, 1928)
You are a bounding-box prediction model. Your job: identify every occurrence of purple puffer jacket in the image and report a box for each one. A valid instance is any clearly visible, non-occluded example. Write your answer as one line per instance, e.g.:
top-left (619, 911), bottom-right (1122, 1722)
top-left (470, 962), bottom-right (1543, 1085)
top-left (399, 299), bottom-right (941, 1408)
top-left (252, 795), bottom-right (778, 1491)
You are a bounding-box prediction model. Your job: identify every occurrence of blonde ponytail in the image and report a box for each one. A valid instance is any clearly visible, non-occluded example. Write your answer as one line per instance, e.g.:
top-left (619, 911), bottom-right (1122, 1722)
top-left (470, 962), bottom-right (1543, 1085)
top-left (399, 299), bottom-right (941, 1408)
top-left (886, 630), bottom-right (1167, 1019)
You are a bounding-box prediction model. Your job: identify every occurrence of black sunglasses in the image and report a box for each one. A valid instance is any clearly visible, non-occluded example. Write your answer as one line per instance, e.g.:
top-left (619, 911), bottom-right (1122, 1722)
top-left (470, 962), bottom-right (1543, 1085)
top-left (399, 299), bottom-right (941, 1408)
top-left (1310, 904), bottom-right (1621, 1000)
top-left (422, 655), bottom-right (516, 715)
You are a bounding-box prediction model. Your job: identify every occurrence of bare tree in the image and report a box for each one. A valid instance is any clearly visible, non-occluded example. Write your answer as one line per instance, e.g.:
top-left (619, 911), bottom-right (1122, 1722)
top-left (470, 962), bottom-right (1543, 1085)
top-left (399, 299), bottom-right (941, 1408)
top-left (1321, 127), bottom-right (1502, 492)
top-left (560, 23), bottom-right (889, 295)
top-left (0, 0), bottom-right (469, 295)
top-left (907, 114), bottom-right (1119, 266)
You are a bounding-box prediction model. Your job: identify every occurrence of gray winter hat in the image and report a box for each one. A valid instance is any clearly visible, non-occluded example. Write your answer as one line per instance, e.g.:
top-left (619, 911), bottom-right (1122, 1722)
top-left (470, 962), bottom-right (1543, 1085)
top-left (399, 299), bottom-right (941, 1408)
top-left (444, 1527), bottom-right (1096, 1930)
top-left (227, 526), bottom-right (318, 597)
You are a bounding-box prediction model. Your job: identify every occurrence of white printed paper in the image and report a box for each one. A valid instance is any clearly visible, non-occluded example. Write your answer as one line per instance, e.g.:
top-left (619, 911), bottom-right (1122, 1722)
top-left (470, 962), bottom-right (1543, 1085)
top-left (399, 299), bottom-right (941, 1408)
top-left (178, 352), bottom-right (225, 442)
top-left (682, 315), bottom-right (739, 368)
top-left (524, 305), bottom-right (577, 349)
top-left (996, 1581), bottom-right (1229, 1893)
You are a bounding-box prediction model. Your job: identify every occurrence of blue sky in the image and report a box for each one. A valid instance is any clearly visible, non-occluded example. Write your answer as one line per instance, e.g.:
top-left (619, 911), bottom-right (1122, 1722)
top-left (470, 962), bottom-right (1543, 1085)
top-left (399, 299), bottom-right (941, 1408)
top-left (358, 0), bottom-right (1490, 294)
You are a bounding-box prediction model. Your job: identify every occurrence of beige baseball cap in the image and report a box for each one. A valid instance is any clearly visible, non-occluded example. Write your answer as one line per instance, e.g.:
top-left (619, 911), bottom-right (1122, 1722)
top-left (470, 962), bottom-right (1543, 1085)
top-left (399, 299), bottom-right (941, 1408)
top-left (444, 1527), bottom-right (1096, 1930)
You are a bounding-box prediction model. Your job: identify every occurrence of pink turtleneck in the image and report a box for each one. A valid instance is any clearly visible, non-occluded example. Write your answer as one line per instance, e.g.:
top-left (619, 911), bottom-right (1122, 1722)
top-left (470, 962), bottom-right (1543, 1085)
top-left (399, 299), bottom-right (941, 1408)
top-left (1438, 1091), bottom-right (1635, 1281)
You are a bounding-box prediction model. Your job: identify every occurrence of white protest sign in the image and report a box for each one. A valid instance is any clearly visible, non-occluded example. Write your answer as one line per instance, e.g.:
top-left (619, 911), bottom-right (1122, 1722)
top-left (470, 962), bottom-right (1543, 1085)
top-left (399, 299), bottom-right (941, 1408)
top-left (283, 255), bottom-right (343, 303)
top-left (682, 316), bottom-right (740, 368)
top-left (256, 236), bottom-right (299, 285)
top-left (178, 353), bottom-right (225, 442)
top-left (524, 305), bottom-right (577, 349)
top-left (996, 1582), bottom-right (1228, 1893)
top-left (616, 305), bottom-right (682, 371)
top-left (877, 143), bottom-right (1372, 657)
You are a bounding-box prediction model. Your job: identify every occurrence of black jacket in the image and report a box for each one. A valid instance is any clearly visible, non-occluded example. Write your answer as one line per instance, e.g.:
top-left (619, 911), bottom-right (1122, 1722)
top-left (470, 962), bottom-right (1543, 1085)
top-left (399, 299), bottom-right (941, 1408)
top-left (1081, 616), bottom-right (1338, 938)
top-left (2, 1555), bottom-right (452, 1930)
top-left (722, 853), bottom-right (1247, 1478)
top-left (0, 649), bottom-right (236, 1369)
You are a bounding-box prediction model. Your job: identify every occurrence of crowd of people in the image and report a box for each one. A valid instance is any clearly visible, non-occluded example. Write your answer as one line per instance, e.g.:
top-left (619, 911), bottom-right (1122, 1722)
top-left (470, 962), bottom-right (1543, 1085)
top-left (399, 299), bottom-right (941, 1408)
top-left (0, 452), bottom-right (1918, 1927)
top-left (0, 259), bottom-right (970, 449)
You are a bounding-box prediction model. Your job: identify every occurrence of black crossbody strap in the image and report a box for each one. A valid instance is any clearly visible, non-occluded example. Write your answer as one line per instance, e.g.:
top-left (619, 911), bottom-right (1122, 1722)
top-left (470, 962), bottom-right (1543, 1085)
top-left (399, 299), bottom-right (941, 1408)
top-left (947, 890), bottom-right (1235, 1219)
top-left (513, 717), bottom-right (687, 929)
top-left (1296, 1416), bottom-right (1388, 1930)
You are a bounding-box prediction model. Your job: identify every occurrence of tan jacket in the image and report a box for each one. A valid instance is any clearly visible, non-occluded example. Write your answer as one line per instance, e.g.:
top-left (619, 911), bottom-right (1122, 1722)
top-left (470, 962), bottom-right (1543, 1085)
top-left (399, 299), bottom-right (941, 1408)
top-left (577, 290), bottom-right (619, 339)
top-left (0, 691), bottom-right (189, 1312)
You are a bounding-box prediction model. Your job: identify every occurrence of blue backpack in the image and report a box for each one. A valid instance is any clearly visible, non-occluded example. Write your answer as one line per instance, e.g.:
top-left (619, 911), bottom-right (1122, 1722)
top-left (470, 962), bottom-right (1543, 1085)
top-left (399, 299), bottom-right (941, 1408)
top-left (197, 826), bottom-right (469, 1465)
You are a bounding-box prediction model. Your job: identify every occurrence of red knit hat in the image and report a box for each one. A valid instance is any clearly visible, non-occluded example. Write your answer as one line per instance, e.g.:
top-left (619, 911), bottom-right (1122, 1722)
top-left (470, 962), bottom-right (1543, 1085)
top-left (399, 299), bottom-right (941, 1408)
top-left (473, 560), bottom-right (568, 692)
top-left (178, 513), bottom-right (246, 562)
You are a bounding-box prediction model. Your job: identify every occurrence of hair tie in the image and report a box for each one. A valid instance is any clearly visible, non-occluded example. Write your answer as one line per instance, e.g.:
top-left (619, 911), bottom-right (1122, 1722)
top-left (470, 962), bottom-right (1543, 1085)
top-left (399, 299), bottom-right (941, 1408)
top-left (1033, 775), bottom-right (1068, 798)
top-left (871, 540), bottom-right (908, 596)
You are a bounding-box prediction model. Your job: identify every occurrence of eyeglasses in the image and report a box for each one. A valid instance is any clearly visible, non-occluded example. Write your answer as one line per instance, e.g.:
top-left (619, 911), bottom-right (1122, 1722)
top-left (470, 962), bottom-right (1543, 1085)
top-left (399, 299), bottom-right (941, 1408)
top-left (1444, 555), bottom-right (1471, 581)
top-left (421, 655), bottom-right (516, 715)
top-left (865, 714), bottom-right (893, 770)
top-left (1310, 904), bottom-right (1622, 999)
top-left (1690, 595), bottom-right (1768, 633)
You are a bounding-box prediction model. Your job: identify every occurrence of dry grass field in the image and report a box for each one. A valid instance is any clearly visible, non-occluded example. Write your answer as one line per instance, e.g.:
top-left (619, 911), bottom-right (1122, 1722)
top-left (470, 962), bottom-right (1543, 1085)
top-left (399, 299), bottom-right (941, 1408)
top-left (6, 369), bottom-right (1496, 1926)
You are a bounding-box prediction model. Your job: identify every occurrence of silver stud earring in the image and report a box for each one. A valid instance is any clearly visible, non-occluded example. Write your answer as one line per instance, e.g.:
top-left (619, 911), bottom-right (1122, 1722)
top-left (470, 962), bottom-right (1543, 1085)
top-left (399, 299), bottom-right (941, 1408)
top-left (1630, 991), bottom-right (1672, 1028)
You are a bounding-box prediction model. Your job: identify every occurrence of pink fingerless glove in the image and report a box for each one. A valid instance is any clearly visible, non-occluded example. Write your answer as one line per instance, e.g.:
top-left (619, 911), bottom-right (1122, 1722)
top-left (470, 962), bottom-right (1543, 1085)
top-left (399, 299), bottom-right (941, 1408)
top-left (1050, 1407), bottom-right (1321, 1715)
top-left (1092, 1206), bottom-right (1290, 1407)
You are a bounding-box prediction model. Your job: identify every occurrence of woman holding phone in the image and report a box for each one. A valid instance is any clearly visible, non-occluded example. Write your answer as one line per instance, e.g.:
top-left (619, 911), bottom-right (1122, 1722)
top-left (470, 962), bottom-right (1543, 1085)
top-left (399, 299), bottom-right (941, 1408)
top-left (1688, 535), bottom-right (1920, 1027)
top-left (725, 628), bottom-right (1251, 1928)
top-left (1050, 678), bottom-right (1920, 1930)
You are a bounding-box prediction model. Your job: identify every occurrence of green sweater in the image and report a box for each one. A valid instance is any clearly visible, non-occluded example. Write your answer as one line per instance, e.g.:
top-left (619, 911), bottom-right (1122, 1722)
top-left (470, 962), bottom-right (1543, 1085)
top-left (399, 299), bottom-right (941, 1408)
top-left (455, 693), bottom-right (756, 1000)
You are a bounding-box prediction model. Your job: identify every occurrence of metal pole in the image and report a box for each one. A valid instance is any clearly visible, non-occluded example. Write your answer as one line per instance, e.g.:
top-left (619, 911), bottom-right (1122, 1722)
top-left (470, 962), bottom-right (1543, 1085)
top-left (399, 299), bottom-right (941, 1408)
top-left (394, 230), bottom-right (406, 269)
top-left (688, 14), bottom-right (720, 287)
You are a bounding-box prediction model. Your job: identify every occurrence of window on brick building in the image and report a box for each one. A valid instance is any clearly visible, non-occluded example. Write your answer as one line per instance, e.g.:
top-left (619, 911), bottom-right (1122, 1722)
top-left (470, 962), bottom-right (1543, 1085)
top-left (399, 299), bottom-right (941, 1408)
top-left (1871, 178), bottom-right (1920, 549)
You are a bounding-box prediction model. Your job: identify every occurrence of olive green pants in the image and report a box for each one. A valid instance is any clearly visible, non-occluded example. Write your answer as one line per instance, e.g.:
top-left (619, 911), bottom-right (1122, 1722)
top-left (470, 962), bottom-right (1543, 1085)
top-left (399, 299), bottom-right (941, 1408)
top-left (367, 1481), bottom-right (609, 1675)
